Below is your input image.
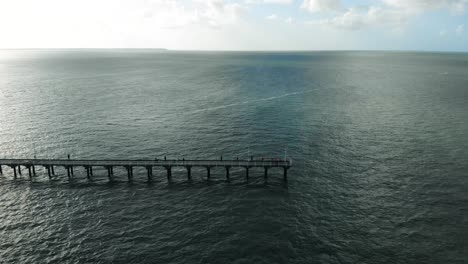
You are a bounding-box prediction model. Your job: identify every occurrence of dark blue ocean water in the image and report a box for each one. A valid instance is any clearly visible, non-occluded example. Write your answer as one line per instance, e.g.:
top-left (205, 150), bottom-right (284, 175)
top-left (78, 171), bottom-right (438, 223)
top-left (0, 50), bottom-right (467, 263)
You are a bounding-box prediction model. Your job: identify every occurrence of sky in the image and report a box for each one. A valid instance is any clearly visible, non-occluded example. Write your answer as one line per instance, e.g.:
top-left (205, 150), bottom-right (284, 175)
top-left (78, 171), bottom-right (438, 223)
top-left (0, 0), bottom-right (467, 51)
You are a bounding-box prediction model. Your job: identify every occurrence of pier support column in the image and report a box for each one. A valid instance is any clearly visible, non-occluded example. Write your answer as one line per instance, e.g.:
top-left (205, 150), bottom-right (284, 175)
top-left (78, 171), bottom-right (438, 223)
top-left (51, 166), bottom-right (55, 175)
top-left (225, 166), bottom-right (230, 181)
top-left (85, 166), bottom-right (90, 179)
top-left (45, 166), bottom-right (51, 179)
top-left (166, 166), bottom-right (172, 182)
top-left (0, 165), bottom-right (3, 174)
top-left (27, 166), bottom-right (32, 180)
top-left (186, 166), bottom-right (192, 181)
top-left (32, 165), bottom-right (36, 176)
top-left (206, 166), bottom-right (211, 180)
top-left (245, 167), bottom-right (250, 181)
top-left (126, 166), bottom-right (133, 181)
top-left (67, 167), bottom-right (71, 178)
top-left (264, 167), bottom-right (269, 180)
top-left (107, 166), bottom-right (113, 181)
top-left (13, 166), bottom-right (17, 179)
top-left (146, 166), bottom-right (152, 182)
top-left (283, 167), bottom-right (289, 181)
top-left (18, 166), bottom-right (22, 175)
top-left (90, 166), bottom-right (93, 176)
top-left (71, 166), bottom-right (74, 176)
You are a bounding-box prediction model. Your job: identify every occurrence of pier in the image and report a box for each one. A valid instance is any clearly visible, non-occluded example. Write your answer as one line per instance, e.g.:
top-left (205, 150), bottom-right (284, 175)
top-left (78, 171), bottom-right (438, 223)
top-left (0, 158), bottom-right (291, 182)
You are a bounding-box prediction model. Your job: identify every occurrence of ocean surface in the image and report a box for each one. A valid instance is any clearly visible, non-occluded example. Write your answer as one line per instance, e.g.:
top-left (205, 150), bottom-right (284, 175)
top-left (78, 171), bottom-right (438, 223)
top-left (0, 50), bottom-right (467, 263)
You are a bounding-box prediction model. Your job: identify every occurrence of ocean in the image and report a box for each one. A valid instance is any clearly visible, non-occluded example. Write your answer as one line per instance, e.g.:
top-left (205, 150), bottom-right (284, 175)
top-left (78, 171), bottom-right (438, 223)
top-left (0, 50), bottom-right (467, 263)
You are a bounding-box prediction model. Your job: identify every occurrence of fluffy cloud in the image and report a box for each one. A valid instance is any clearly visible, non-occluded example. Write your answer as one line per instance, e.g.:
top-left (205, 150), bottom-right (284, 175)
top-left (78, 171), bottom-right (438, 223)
top-left (245, 0), bottom-right (293, 4)
top-left (301, 0), bottom-right (341, 13)
top-left (196, 0), bottom-right (247, 27)
top-left (263, 0), bottom-right (293, 4)
top-left (266, 14), bottom-right (278, 20)
top-left (309, 6), bottom-right (409, 30)
top-left (144, 0), bottom-right (247, 28)
top-left (384, 0), bottom-right (468, 14)
top-left (307, 0), bottom-right (468, 30)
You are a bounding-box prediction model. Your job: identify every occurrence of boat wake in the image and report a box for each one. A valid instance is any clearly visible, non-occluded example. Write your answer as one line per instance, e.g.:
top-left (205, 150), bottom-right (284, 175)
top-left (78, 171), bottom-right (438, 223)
top-left (191, 89), bottom-right (314, 114)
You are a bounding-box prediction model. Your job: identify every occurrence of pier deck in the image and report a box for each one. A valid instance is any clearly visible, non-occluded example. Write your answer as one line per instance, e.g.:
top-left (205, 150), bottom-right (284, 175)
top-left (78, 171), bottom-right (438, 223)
top-left (0, 158), bottom-right (291, 182)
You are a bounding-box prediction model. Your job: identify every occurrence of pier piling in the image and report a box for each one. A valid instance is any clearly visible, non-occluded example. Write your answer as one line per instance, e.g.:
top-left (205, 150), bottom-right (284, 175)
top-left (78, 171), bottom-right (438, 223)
top-left (126, 166), bottom-right (133, 181)
top-left (206, 166), bottom-right (211, 180)
top-left (146, 166), bottom-right (152, 182)
top-left (165, 166), bottom-right (172, 182)
top-left (225, 166), bottom-right (230, 181)
top-left (186, 166), bottom-right (192, 180)
top-left (107, 166), bottom-right (113, 181)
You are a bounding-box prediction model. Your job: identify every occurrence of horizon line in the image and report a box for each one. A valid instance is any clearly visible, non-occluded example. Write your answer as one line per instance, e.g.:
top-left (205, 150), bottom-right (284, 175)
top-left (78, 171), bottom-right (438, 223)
top-left (1, 48), bottom-right (468, 53)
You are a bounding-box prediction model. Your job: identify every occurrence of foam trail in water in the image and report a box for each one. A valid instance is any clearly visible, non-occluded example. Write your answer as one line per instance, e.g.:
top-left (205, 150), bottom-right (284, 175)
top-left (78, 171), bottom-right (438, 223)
top-left (191, 89), bottom-right (313, 114)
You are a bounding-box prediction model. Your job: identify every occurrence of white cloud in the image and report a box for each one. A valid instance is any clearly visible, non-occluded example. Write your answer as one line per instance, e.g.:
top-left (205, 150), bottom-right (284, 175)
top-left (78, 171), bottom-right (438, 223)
top-left (266, 14), bottom-right (278, 20)
top-left (0, 0), bottom-right (466, 50)
top-left (384, 0), bottom-right (468, 14)
top-left (0, 0), bottom-right (251, 48)
top-left (306, 0), bottom-right (468, 30)
top-left (245, 0), bottom-right (292, 4)
top-left (142, 0), bottom-right (196, 28)
top-left (308, 6), bottom-right (409, 30)
top-left (456, 24), bottom-right (464, 36)
top-left (198, 0), bottom-right (247, 27)
top-left (143, 0), bottom-right (247, 28)
top-left (263, 0), bottom-right (293, 4)
top-left (301, 0), bottom-right (341, 13)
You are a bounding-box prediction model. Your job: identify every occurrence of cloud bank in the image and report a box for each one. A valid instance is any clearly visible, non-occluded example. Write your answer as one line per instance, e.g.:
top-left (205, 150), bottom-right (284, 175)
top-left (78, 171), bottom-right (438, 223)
top-left (0, 0), bottom-right (466, 50)
top-left (305, 0), bottom-right (468, 30)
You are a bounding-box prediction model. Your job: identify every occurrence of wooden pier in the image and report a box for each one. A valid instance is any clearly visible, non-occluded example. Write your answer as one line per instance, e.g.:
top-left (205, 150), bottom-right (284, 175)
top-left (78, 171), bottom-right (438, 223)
top-left (0, 158), bottom-right (291, 182)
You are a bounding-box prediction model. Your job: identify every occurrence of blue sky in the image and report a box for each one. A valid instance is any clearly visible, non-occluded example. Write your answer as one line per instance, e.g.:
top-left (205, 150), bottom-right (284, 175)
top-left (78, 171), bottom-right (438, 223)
top-left (0, 0), bottom-right (467, 51)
